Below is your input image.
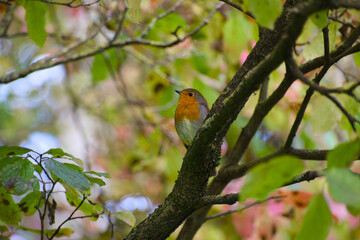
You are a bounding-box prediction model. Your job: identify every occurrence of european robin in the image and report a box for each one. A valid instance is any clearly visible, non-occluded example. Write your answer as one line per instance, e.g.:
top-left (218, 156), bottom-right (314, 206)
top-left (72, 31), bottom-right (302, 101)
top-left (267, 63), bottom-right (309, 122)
top-left (174, 88), bottom-right (209, 149)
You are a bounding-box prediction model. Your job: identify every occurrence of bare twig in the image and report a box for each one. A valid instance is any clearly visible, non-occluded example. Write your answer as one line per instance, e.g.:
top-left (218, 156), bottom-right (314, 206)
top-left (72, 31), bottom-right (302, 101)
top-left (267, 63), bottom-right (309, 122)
top-left (204, 196), bottom-right (283, 222)
top-left (328, 16), bottom-right (356, 29)
top-left (68, 212), bottom-right (102, 220)
top-left (48, 195), bottom-right (87, 240)
top-left (138, 0), bottom-right (185, 39)
top-left (288, 56), bottom-right (360, 131)
top-left (223, 148), bottom-right (328, 181)
top-left (108, 211), bottom-right (115, 240)
top-left (219, 0), bottom-right (254, 19)
top-left (111, 0), bottom-right (129, 42)
top-left (49, 18), bottom-right (106, 63)
top-left (323, 27), bottom-right (331, 66)
top-left (284, 27), bottom-right (332, 150)
top-left (0, 3), bottom-right (223, 84)
top-left (205, 169), bottom-right (322, 222)
top-left (35, 191), bottom-right (46, 240)
top-left (295, 73), bottom-right (360, 102)
top-left (34, 0), bottom-right (100, 8)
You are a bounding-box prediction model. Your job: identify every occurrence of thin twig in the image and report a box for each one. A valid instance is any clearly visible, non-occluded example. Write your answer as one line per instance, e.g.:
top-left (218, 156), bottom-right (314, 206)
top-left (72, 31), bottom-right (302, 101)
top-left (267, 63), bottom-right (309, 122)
top-left (48, 18), bottom-right (106, 64)
top-left (223, 148), bottom-right (329, 181)
top-left (205, 169), bottom-right (322, 222)
top-left (108, 211), bottom-right (115, 240)
top-left (69, 213), bottom-right (102, 220)
top-left (48, 195), bottom-right (87, 240)
top-left (35, 191), bottom-right (46, 240)
top-left (284, 27), bottom-right (332, 150)
top-left (204, 196), bottom-right (283, 222)
top-left (289, 57), bottom-right (360, 131)
top-left (0, 3), bottom-right (223, 84)
top-left (295, 73), bottom-right (360, 103)
top-left (219, 0), bottom-right (254, 19)
top-left (323, 27), bottom-right (331, 66)
top-left (138, 0), bottom-right (185, 39)
top-left (328, 16), bottom-right (356, 29)
top-left (34, 0), bottom-right (100, 8)
top-left (111, 0), bottom-right (129, 42)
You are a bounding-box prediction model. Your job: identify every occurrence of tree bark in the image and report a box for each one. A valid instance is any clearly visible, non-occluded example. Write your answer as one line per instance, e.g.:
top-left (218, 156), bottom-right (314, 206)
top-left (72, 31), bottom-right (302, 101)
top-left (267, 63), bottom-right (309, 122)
top-left (124, 0), bottom-right (360, 239)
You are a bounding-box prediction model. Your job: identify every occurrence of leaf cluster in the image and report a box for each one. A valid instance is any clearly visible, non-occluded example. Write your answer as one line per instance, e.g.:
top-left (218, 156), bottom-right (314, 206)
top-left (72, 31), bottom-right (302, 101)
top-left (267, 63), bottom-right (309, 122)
top-left (0, 146), bottom-right (115, 239)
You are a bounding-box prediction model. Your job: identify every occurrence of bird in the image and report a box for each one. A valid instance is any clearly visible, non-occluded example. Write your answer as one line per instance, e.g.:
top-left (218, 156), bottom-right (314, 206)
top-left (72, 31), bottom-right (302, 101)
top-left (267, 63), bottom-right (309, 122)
top-left (174, 88), bottom-right (209, 149)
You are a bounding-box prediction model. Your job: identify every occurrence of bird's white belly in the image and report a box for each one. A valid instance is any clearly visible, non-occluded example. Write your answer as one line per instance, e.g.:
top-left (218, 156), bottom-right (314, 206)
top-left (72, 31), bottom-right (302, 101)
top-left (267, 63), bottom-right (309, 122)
top-left (175, 119), bottom-right (199, 147)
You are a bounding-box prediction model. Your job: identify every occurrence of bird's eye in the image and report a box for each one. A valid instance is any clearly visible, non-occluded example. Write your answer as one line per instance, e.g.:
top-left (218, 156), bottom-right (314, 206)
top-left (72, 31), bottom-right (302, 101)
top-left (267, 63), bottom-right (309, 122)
top-left (189, 93), bottom-right (193, 97)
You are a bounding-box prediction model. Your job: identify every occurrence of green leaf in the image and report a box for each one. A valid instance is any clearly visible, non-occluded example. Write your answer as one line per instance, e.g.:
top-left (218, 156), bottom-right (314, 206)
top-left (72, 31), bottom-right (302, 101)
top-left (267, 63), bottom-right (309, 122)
top-left (91, 49), bottom-right (121, 83)
top-left (326, 168), bottom-right (360, 211)
top-left (158, 85), bottom-right (176, 118)
top-left (248, 0), bottom-right (282, 29)
top-left (84, 171), bottom-right (110, 178)
top-left (308, 94), bottom-right (341, 133)
top-left (241, 156), bottom-right (304, 201)
top-left (295, 194), bottom-right (332, 240)
top-left (1, 159), bottom-right (35, 195)
top-left (0, 225), bottom-right (9, 233)
top-left (192, 78), bottom-right (218, 106)
top-left (354, 52), bottom-right (360, 68)
top-left (0, 156), bottom-right (22, 171)
top-left (114, 211), bottom-right (136, 227)
top-left (34, 164), bottom-right (43, 175)
top-left (190, 54), bottom-right (210, 75)
top-left (44, 148), bottom-right (75, 158)
top-left (18, 191), bottom-right (44, 216)
top-left (302, 29), bottom-right (323, 61)
top-left (63, 184), bottom-right (102, 220)
top-left (0, 146), bottom-right (31, 158)
top-left (18, 0), bottom-right (47, 47)
top-left (147, 13), bottom-right (187, 41)
top-left (223, 11), bottom-right (255, 63)
top-left (327, 139), bottom-right (360, 168)
top-left (310, 10), bottom-right (328, 29)
top-left (64, 163), bottom-right (83, 172)
top-left (128, 0), bottom-right (142, 23)
top-left (347, 205), bottom-right (360, 216)
top-left (30, 176), bottom-right (40, 192)
top-left (0, 186), bottom-right (21, 225)
top-left (85, 175), bottom-right (106, 186)
top-left (91, 53), bottom-right (108, 82)
top-left (45, 158), bottom-right (90, 193)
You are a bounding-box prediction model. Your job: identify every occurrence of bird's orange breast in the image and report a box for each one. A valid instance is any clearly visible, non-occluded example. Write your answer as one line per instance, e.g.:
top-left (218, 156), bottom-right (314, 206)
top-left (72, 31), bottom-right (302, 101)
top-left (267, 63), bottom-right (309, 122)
top-left (175, 99), bottom-right (200, 123)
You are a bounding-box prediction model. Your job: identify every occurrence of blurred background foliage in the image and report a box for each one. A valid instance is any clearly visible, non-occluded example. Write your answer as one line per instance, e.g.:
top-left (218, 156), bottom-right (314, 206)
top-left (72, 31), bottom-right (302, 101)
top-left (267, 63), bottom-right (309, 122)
top-left (0, 0), bottom-right (360, 239)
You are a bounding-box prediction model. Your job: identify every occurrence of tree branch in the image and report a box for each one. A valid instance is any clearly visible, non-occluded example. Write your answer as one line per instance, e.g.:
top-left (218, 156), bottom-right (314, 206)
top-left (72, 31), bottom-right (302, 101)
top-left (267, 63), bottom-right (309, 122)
top-left (201, 193), bottom-right (239, 206)
top-left (288, 56), bottom-right (360, 131)
top-left (284, 27), bottom-right (332, 149)
top-left (177, 3), bottom-right (360, 239)
top-left (0, 3), bottom-right (223, 84)
top-left (284, 170), bottom-right (323, 186)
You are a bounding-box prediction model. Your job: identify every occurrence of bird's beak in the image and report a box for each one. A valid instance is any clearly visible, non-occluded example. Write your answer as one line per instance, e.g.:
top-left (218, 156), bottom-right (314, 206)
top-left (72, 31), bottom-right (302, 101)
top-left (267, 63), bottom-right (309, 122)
top-left (175, 90), bottom-right (181, 95)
